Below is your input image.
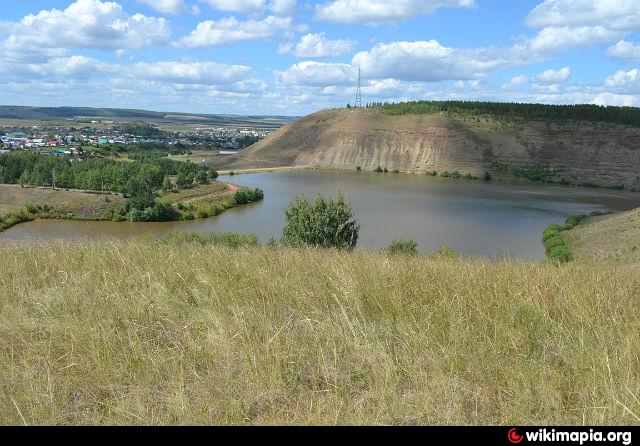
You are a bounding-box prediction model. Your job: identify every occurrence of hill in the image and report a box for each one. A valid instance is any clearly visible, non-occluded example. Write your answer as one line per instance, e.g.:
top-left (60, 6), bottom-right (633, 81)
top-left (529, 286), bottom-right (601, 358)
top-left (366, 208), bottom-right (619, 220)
top-left (0, 106), bottom-right (296, 128)
top-left (214, 106), bottom-right (640, 190)
top-left (564, 208), bottom-right (640, 263)
top-left (1, 239), bottom-right (638, 425)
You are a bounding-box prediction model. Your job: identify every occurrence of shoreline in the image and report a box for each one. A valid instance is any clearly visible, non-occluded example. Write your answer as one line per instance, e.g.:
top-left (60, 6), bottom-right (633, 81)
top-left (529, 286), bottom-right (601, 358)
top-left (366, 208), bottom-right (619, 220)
top-left (0, 180), bottom-right (254, 234)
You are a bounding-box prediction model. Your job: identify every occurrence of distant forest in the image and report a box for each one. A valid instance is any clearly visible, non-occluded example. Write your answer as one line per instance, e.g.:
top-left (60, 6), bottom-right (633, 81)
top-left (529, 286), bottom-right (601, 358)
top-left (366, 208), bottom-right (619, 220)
top-left (365, 101), bottom-right (640, 127)
top-left (0, 151), bottom-right (212, 194)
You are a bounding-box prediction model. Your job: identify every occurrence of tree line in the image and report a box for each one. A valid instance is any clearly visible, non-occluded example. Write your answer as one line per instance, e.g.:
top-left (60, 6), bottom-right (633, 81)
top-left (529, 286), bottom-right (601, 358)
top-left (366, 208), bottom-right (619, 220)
top-left (0, 151), bottom-right (216, 196)
top-left (364, 101), bottom-right (640, 127)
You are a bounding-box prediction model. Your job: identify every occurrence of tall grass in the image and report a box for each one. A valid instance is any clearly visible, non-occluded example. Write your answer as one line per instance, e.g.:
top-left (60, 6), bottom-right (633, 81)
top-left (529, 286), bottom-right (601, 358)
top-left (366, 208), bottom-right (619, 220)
top-left (0, 240), bottom-right (639, 425)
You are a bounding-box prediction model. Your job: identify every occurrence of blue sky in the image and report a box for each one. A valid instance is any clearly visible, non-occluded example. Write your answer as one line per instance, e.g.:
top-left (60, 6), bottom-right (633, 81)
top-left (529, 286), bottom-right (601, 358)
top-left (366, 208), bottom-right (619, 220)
top-left (0, 0), bottom-right (639, 115)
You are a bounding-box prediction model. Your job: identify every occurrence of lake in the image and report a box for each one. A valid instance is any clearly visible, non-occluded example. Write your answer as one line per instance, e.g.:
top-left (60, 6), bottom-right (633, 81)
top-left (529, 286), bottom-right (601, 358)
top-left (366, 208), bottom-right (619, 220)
top-left (3, 170), bottom-right (640, 259)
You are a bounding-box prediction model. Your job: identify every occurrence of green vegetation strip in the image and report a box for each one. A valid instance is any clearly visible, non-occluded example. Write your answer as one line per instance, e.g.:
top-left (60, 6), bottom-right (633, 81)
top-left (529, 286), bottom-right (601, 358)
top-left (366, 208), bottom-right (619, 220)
top-left (368, 100), bottom-right (640, 127)
top-left (543, 211), bottom-right (613, 263)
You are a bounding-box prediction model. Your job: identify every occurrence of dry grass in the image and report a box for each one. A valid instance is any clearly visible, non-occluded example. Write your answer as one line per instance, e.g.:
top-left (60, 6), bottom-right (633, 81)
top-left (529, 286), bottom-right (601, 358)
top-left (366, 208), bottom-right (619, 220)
top-left (0, 184), bottom-right (124, 220)
top-left (565, 208), bottom-right (640, 263)
top-left (0, 240), bottom-right (639, 425)
top-left (157, 181), bottom-right (231, 205)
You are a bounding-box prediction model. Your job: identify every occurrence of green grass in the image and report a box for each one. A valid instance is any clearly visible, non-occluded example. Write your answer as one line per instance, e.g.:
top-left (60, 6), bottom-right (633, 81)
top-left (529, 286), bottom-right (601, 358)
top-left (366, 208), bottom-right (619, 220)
top-left (1, 239), bottom-right (639, 425)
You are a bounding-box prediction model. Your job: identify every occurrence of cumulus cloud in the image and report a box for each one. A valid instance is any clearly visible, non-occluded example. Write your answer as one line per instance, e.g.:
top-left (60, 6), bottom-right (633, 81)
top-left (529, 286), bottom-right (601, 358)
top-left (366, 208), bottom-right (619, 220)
top-left (0, 0), bottom-right (171, 54)
top-left (591, 92), bottom-right (637, 107)
top-left (525, 0), bottom-right (640, 32)
top-left (270, 0), bottom-right (297, 16)
top-left (604, 69), bottom-right (639, 88)
top-left (200, 0), bottom-right (296, 15)
top-left (527, 26), bottom-right (620, 54)
top-left (200, 0), bottom-right (265, 14)
top-left (130, 61), bottom-right (254, 85)
top-left (351, 40), bottom-right (531, 83)
top-left (500, 74), bottom-right (528, 90)
top-left (285, 33), bottom-right (356, 58)
top-left (276, 61), bottom-right (355, 86)
top-left (535, 67), bottom-right (570, 85)
top-left (315, 0), bottom-right (475, 25)
top-left (607, 40), bottom-right (640, 62)
top-left (137, 0), bottom-right (192, 15)
top-left (179, 16), bottom-right (301, 47)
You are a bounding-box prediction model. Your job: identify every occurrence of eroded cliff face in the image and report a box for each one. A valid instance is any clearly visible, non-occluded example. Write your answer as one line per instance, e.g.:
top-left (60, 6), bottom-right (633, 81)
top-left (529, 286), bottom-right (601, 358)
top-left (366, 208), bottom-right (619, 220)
top-left (216, 108), bottom-right (640, 189)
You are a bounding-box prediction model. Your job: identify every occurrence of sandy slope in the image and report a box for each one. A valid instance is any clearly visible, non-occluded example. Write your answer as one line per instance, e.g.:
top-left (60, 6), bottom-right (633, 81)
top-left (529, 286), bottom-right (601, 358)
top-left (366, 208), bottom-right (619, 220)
top-left (212, 108), bottom-right (640, 189)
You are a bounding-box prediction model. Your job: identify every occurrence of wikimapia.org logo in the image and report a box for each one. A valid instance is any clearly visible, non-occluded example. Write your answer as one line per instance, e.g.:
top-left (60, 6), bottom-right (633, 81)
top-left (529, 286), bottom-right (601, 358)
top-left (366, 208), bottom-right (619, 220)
top-left (507, 428), bottom-right (632, 445)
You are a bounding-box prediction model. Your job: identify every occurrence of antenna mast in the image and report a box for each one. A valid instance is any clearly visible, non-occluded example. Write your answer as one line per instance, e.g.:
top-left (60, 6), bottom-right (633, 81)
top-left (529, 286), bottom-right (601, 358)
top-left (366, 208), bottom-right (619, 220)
top-left (354, 67), bottom-right (362, 108)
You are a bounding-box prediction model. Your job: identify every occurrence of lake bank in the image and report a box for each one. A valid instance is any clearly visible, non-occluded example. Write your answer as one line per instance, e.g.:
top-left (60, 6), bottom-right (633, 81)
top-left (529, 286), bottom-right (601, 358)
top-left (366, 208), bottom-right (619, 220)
top-left (3, 171), bottom-right (640, 260)
top-left (0, 180), bottom-right (260, 233)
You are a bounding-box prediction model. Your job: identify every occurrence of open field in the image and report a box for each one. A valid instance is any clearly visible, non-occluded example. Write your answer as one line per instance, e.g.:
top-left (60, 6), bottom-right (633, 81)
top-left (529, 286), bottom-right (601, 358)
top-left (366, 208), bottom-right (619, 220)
top-left (564, 208), bottom-right (640, 263)
top-left (0, 239), bottom-right (638, 425)
top-left (0, 184), bottom-right (124, 220)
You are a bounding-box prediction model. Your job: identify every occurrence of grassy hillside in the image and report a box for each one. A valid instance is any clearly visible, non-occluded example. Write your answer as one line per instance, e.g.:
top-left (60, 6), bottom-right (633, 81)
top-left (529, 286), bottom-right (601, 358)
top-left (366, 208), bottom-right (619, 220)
top-left (1, 239), bottom-right (639, 425)
top-left (0, 106), bottom-right (295, 128)
top-left (214, 107), bottom-right (640, 190)
top-left (564, 208), bottom-right (640, 263)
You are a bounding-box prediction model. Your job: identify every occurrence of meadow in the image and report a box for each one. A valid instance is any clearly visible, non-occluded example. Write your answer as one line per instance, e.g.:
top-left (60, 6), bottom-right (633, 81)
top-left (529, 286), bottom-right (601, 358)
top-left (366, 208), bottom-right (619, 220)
top-left (1, 239), bottom-right (638, 425)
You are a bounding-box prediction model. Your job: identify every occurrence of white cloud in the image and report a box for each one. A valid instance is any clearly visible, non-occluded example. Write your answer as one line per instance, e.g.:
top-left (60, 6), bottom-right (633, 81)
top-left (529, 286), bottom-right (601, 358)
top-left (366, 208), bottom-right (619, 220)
top-left (527, 26), bottom-right (620, 54)
top-left (351, 40), bottom-right (531, 83)
top-left (604, 69), bottom-right (639, 88)
top-left (535, 67), bottom-right (570, 84)
top-left (200, 0), bottom-right (265, 14)
top-left (500, 74), bottom-right (528, 90)
top-left (591, 92), bottom-right (637, 107)
top-left (0, 55), bottom-right (115, 81)
top-left (287, 33), bottom-right (356, 58)
top-left (315, 0), bottom-right (475, 25)
top-left (276, 61), bottom-right (355, 86)
top-left (607, 40), bottom-right (640, 62)
top-left (130, 61), bottom-right (254, 85)
top-left (525, 0), bottom-right (640, 32)
top-left (138, 0), bottom-right (190, 15)
top-left (179, 16), bottom-right (300, 47)
top-left (270, 0), bottom-right (297, 16)
top-left (1, 0), bottom-right (171, 53)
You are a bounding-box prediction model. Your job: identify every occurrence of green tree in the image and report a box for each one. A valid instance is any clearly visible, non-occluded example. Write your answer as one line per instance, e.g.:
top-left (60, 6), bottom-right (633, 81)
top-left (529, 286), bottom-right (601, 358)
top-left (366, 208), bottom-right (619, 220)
top-left (196, 169), bottom-right (209, 184)
top-left (162, 176), bottom-right (173, 192)
top-left (281, 192), bottom-right (359, 249)
top-left (175, 171), bottom-right (193, 189)
top-left (124, 177), bottom-right (155, 211)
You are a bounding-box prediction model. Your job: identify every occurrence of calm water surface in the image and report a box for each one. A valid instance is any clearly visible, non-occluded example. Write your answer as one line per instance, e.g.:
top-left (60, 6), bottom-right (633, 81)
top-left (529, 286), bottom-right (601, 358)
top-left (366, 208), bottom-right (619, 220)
top-left (3, 171), bottom-right (640, 259)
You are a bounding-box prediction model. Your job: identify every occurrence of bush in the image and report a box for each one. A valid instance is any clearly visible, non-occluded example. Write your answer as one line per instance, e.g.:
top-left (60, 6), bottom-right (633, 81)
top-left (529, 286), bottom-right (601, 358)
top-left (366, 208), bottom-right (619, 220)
top-left (356, 166), bottom-right (362, 171)
top-left (484, 171), bottom-right (492, 181)
top-left (281, 192), bottom-right (359, 249)
top-left (25, 203), bottom-right (39, 214)
top-left (426, 171), bottom-right (438, 176)
top-left (232, 188), bottom-right (264, 205)
top-left (128, 202), bottom-right (179, 222)
top-left (375, 166), bottom-right (383, 173)
top-left (383, 239), bottom-right (418, 256)
top-left (431, 245), bottom-right (460, 259)
top-left (392, 169), bottom-right (400, 174)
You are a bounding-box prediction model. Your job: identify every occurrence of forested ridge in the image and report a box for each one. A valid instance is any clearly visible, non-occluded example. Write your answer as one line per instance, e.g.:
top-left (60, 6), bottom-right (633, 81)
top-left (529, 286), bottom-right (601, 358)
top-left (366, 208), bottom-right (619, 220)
top-left (366, 101), bottom-right (640, 127)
